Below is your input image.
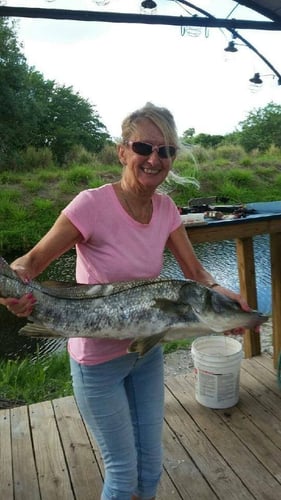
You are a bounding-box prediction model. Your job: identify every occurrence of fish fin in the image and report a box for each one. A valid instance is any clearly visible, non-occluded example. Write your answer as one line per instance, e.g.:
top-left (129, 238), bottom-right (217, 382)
top-left (153, 298), bottom-right (188, 314)
top-left (19, 323), bottom-right (60, 338)
top-left (128, 332), bottom-right (165, 356)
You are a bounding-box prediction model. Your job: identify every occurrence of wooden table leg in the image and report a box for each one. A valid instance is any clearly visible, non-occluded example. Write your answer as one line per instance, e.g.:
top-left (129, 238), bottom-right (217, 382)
top-left (270, 232), bottom-right (281, 368)
top-left (236, 237), bottom-right (260, 358)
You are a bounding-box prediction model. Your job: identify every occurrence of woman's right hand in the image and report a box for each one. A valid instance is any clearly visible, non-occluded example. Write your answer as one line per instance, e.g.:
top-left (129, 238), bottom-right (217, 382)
top-left (0, 261), bottom-right (36, 317)
top-left (0, 293), bottom-right (36, 317)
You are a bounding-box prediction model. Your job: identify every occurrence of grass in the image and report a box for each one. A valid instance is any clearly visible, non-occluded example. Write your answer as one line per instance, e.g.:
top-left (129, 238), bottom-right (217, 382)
top-left (1, 145), bottom-right (281, 253)
top-left (0, 341), bottom-right (192, 406)
top-left (1, 143), bottom-right (281, 404)
top-left (0, 349), bottom-right (73, 405)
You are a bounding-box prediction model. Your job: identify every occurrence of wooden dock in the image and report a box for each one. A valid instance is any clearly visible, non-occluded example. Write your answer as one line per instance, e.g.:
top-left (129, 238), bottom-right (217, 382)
top-left (1, 354), bottom-right (281, 499)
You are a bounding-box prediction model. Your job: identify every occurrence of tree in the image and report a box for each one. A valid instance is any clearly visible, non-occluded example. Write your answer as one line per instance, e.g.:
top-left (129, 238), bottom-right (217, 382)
top-left (0, 17), bottom-right (110, 167)
top-left (181, 128), bottom-right (195, 144)
top-left (238, 102), bottom-right (281, 152)
top-left (44, 85), bottom-right (109, 164)
top-left (193, 133), bottom-right (224, 148)
top-left (0, 18), bottom-right (30, 157)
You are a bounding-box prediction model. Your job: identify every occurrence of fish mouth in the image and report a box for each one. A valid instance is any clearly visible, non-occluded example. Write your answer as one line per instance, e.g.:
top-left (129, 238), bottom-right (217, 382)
top-left (194, 310), bottom-right (269, 333)
top-left (244, 312), bottom-right (269, 329)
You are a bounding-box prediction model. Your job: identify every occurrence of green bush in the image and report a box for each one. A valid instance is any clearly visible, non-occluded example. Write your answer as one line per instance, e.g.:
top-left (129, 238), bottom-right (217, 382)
top-left (213, 144), bottom-right (245, 162)
top-left (64, 145), bottom-right (95, 166)
top-left (20, 146), bottom-right (54, 171)
top-left (227, 168), bottom-right (255, 186)
top-left (64, 165), bottom-right (95, 185)
top-left (95, 143), bottom-right (119, 165)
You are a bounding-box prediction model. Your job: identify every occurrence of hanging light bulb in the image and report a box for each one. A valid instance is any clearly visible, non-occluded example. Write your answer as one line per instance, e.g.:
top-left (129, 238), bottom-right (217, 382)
top-left (249, 73), bottom-right (263, 85)
top-left (249, 73), bottom-right (263, 93)
top-left (224, 41), bottom-right (238, 53)
top-left (182, 15), bottom-right (201, 37)
top-left (140, 1), bottom-right (157, 14)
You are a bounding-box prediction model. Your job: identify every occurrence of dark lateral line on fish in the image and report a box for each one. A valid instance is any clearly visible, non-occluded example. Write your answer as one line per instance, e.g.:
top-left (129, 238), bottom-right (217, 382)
top-left (6, 275), bottom-right (192, 300)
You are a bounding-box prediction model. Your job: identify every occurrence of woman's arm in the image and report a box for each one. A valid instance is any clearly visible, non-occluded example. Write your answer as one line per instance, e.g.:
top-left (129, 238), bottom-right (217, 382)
top-left (0, 213), bottom-right (82, 316)
top-left (167, 224), bottom-right (250, 310)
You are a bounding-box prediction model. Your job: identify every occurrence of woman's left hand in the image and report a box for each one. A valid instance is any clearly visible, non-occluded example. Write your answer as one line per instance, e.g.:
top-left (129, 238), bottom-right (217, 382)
top-left (211, 285), bottom-right (258, 335)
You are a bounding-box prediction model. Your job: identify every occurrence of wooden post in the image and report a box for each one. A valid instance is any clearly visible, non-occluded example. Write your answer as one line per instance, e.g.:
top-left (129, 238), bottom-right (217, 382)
top-left (270, 232), bottom-right (281, 368)
top-left (235, 237), bottom-right (260, 358)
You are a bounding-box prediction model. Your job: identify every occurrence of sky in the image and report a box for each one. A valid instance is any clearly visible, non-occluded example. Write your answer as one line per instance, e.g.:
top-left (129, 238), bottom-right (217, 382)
top-left (3, 0), bottom-right (281, 139)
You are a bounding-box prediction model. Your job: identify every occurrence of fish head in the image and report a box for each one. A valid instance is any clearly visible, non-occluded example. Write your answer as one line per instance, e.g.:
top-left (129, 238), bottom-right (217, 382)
top-left (179, 281), bottom-right (268, 332)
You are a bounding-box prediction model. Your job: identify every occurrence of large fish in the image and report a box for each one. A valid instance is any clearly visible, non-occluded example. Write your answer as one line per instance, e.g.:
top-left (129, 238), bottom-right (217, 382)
top-left (0, 256), bottom-right (268, 355)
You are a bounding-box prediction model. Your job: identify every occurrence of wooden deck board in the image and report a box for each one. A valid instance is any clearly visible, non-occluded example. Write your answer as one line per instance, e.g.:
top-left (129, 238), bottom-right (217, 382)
top-left (1, 354), bottom-right (281, 500)
top-left (11, 405), bottom-right (40, 500)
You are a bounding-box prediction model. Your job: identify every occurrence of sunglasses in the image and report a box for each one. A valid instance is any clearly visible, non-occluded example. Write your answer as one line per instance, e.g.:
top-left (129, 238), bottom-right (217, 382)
top-left (125, 141), bottom-right (177, 159)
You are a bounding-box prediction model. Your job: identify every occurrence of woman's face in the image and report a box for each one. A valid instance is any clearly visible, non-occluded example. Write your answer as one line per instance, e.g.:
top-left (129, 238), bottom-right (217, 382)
top-left (118, 118), bottom-right (176, 191)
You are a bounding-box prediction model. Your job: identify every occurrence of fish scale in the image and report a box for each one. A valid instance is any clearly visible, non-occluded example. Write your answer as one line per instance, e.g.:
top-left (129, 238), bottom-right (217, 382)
top-left (0, 256), bottom-right (269, 355)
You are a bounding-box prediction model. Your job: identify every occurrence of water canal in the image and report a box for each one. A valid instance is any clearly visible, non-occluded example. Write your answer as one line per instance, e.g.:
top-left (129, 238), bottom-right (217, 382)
top-left (0, 234), bottom-right (271, 359)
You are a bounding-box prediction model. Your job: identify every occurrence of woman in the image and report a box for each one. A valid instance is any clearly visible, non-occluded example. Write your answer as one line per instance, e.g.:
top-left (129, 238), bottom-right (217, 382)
top-left (0, 102), bottom-right (248, 500)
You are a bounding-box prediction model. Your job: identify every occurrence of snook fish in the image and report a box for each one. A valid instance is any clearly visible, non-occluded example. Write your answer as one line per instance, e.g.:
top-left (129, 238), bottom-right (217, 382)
top-left (0, 257), bottom-right (268, 355)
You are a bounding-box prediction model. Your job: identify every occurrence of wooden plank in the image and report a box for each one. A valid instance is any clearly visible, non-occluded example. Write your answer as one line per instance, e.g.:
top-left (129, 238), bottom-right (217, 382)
top-left (215, 402), bottom-right (281, 483)
top-left (156, 448), bottom-right (184, 500)
top-left (163, 419), bottom-right (217, 499)
top-left (11, 405), bottom-right (40, 500)
top-left (167, 374), bottom-right (281, 498)
top-left (156, 472), bottom-right (183, 500)
top-left (52, 396), bottom-right (103, 500)
top-left (29, 400), bottom-right (74, 500)
top-left (240, 368), bottom-right (281, 419)
top-left (187, 218), bottom-right (281, 244)
top-left (0, 408), bottom-right (13, 500)
top-left (164, 381), bottom-right (253, 500)
top-left (236, 237), bottom-right (260, 358)
top-left (236, 386), bottom-right (281, 453)
top-left (241, 358), bottom-right (281, 398)
top-left (251, 354), bottom-right (275, 373)
top-left (270, 232), bottom-right (281, 367)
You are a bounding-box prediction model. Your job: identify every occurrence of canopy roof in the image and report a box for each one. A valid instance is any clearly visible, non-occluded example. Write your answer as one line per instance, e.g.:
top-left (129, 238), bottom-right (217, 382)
top-left (237, 1), bottom-right (281, 25)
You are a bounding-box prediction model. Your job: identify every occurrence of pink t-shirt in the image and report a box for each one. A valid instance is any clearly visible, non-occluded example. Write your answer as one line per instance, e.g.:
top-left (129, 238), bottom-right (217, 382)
top-left (62, 184), bottom-right (182, 365)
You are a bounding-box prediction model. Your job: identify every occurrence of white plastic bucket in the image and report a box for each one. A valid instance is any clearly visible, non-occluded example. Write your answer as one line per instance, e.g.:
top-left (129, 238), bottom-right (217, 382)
top-left (191, 336), bottom-right (243, 409)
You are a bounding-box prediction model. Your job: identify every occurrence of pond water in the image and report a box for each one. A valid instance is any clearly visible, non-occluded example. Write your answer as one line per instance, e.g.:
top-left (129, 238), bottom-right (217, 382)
top-left (0, 234), bottom-right (271, 359)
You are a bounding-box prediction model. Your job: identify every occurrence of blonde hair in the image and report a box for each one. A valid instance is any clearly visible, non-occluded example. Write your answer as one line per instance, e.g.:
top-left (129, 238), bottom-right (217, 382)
top-left (121, 102), bottom-right (179, 148)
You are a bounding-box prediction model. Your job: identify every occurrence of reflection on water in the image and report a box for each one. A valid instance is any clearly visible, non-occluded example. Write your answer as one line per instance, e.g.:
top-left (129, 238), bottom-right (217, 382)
top-left (0, 235), bottom-right (271, 359)
top-left (0, 252), bottom-right (76, 360)
top-left (162, 235), bottom-right (271, 313)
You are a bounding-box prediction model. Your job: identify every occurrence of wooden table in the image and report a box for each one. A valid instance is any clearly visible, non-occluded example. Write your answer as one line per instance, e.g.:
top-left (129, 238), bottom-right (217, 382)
top-left (184, 205), bottom-right (281, 368)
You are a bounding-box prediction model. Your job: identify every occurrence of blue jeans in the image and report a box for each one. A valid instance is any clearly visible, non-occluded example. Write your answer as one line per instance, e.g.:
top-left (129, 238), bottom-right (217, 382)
top-left (70, 346), bottom-right (164, 500)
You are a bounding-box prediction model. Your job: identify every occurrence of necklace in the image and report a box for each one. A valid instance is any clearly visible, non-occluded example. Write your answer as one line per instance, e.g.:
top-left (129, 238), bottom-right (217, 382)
top-left (120, 186), bottom-right (152, 223)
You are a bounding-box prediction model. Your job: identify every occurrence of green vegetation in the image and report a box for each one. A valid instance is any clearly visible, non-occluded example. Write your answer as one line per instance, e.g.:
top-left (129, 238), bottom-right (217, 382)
top-left (1, 16), bottom-right (281, 407)
top-left (1, 143), bottom-right (281, 254)
top-left (0, 18), bottom-right (110, 169)
top-left (0, 350), bottom-right (73, 405)
top-left (0, 342), bottom-right (192, 406)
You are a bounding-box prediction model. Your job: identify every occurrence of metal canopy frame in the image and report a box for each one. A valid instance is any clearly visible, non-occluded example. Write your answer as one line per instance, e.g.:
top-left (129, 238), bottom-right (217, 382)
top-left (0, 4), bottom-right (281, 30)
top-left (0, 1), bottom-right (280, 84)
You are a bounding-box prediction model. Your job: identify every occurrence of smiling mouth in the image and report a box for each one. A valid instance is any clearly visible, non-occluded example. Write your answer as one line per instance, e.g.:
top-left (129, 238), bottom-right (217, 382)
top-left (143, 167), bottom-right (161, 175)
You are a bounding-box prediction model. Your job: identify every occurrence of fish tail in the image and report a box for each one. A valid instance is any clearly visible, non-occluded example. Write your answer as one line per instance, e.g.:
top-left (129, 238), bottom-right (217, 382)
top-left (0, 256), bottom-right (14, 276)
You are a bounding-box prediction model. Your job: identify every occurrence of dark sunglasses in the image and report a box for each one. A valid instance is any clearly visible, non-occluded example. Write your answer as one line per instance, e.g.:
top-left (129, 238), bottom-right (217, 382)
top-left (126, 141), bottom-right (177, 159)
